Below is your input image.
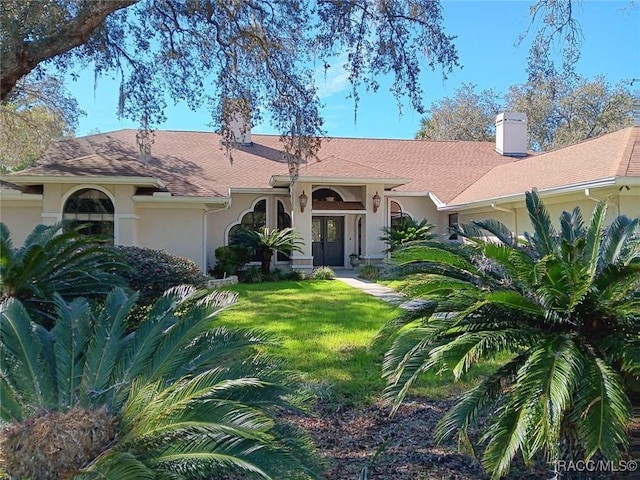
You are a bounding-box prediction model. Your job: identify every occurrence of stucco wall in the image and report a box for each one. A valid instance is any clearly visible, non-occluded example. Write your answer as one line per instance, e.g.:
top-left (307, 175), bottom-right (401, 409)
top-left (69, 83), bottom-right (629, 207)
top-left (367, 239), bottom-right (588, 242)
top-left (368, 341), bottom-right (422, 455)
top-left (0, 201), bottom-right (44, 245)
top-left (137, 205), bottom-right (205, 269)
top-left (456, 187), bottom-right (638, 237)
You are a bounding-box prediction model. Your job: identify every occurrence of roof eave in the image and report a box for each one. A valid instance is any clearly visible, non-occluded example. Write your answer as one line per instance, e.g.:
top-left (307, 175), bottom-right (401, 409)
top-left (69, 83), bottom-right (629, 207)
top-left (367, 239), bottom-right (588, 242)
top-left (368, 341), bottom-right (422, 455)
top-left (133, 195), bottom-right (230, 204)
top-left (269, 175), bottom-right (411, 189)
top-left (441, 177), bottom-right (619, 211)
top-left (229, 187), bottom-right (290, 195)
top-left (7, 175), bottom-right (167, 189)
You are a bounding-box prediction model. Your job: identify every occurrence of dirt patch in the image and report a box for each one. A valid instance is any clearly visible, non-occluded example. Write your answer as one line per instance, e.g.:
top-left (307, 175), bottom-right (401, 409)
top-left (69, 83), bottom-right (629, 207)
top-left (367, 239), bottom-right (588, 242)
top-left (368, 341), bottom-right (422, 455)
top-left (286, 397), bottom-right (611, 480)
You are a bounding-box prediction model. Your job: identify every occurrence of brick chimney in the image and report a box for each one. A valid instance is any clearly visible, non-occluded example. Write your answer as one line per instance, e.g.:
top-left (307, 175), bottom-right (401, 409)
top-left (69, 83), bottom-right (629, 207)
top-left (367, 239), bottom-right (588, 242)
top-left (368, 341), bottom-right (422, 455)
top-left (495, 112), bottom-right (527, 157)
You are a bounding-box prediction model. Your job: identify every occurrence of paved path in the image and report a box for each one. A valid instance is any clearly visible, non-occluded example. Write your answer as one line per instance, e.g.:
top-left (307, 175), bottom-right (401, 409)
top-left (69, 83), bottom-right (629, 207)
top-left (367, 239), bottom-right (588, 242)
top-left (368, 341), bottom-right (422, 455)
top-left (334, 269), bottom-right (429, 310)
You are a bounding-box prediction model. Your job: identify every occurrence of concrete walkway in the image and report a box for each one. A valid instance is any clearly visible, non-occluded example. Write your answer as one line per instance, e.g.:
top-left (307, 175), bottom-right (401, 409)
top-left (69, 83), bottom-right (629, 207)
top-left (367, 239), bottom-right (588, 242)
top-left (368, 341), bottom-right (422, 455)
top-left (334, 269), bottom-right (429, 310)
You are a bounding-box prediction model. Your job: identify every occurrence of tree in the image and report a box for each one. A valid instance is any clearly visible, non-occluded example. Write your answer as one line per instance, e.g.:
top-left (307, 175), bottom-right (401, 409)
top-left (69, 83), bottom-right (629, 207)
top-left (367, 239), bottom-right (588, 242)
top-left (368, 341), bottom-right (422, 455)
top-left (378, 191), bottom-right (640, 479)
top-left (0, 0), bottom-right (460, 158)
top-left (236, 227), bottom-right (305, 274)
top-left (415, 83), bottom-right (501, 141)
top-left (505, 75), bottom-right (634, 151)
top-left (0, 74), bottom-right (83, 172)
top-left (0, 222), bottom-right (126, 328)
top-left (1, 287), bottom-right (321, 478)
top-left (415, 77), bottom-right (634, 151)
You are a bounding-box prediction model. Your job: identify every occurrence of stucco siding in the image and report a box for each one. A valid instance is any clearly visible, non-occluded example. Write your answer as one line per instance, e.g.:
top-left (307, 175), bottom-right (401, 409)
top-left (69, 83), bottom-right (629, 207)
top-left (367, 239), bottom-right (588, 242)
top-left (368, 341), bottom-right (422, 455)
top-left (138, 206), bottom-right (205, 270)
top-left (0, 202), bottom-right (44, 245)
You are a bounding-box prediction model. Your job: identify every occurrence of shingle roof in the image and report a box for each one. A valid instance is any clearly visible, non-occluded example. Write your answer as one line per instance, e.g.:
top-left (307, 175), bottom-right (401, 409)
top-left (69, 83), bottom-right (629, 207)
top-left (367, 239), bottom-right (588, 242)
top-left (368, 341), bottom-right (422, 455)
top-left (449, 126), bottom-right (640, 206)
top-left (12, 130), bottom-right (516, 202)
top-left (8, 126), bottom-right (639, 205)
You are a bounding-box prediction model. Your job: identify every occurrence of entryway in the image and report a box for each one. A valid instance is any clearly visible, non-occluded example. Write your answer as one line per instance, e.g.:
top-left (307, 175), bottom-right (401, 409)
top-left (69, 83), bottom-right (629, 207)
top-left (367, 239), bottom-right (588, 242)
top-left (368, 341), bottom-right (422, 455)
top-left (312, 216), bottom-right (344, 266)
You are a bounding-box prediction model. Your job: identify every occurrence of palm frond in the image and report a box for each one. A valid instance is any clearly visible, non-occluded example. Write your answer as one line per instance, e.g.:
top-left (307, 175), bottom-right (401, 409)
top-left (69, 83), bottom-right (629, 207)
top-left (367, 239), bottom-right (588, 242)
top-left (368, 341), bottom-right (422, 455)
top-left (469, 218), bottom-right (517, 247)
top-left (571, 355), bottom-right (631, 461)
top-left (0, 298), bottom-right (54, 411)
top-left (51, 295), bottom-right (92, 409)
top-left (435, 354), bottom-right (526, 446)
top-left (599, 215), bottom-right (640, 266)
top-left (481, 402), bottom-right (533, 480)
top-left (81, 288), bottom-right (137, 407)
top-left (525, 189), bottom-right (558, 257)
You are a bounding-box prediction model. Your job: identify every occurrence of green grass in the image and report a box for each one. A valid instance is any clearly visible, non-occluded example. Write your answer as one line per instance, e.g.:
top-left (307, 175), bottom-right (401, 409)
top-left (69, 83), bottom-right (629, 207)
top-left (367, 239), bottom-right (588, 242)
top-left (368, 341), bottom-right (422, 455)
top-left (218, 279), bottom-right (503, 405)
top-left (219, 280), bottom-right (398, 404)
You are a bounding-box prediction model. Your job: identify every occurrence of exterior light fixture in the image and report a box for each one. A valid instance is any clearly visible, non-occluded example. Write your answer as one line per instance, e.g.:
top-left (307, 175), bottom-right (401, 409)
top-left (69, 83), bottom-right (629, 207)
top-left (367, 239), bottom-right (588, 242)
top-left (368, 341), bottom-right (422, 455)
top-left (299, 190), bottom-right (308, 212)
top-left (372, 191), bottom-right (381, 213)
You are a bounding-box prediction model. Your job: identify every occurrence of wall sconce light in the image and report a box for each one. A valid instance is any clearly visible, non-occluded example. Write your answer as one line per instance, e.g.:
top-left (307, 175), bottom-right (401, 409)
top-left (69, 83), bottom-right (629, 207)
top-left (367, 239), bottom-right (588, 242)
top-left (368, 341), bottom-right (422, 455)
top-left (299, 190), bottom-right (308, 213)
top-left (372, 191), bottom-right (381, 213)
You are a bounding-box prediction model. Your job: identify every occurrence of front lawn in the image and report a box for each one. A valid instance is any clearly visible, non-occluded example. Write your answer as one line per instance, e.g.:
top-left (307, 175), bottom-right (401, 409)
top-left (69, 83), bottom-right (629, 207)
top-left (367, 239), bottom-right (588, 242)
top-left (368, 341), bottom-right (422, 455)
top-left (218, 280), bottom-right (501, 404)
top-left (220, 280), bottom-right (399, 404)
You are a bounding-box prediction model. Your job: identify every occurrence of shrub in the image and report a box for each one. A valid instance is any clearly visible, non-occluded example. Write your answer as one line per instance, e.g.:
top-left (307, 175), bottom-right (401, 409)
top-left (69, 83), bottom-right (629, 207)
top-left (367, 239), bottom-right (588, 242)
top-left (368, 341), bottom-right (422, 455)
top-left (357, 264), bottom-right (381, 280)
top-left (380, 190), bottom-right (640, 478)
top-left (310, 266), bottom-right (335, 280)
top-left (281, 269), bottom-right (306, 281)
top-left (0, 222), bottom-right (125, 328)
top-left (240, 265), bottom-right (265, 283)
top-left (115, 246), bottom-right (208, 306)
top-left (0, 288), bottom-right (321, 479)
top-left (212, 245), bottom-right (251, 278)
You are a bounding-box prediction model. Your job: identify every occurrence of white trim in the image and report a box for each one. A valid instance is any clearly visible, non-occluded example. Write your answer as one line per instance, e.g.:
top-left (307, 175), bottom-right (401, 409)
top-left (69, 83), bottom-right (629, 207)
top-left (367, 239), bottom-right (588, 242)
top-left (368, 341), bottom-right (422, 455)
top-left (229, 187), bottom-right (290, 195)
top-left (9, 175), bottom-right (165, 188)
top-left (290, 255), bottom-right (314, 260)
top-left (270, 175), bottom-right (410, 188)
top-left (42, 213), bottom-right (62, 221)
top-left (311, 209), bottom-right (367, 215)
top-left (441, 178), bottom-right (617, 211)
top-left (224, 196), bottom-right (269, 244)
top-left (115, 213), bottom-right (140, 220)
top-left (388, 191), bottom-right (431, 197)
top-left (133, 195), bottom-right (229, 204)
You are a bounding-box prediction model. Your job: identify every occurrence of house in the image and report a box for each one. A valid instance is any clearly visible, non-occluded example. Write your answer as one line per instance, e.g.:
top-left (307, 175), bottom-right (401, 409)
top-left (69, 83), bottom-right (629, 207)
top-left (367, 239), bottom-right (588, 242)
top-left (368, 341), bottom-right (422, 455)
top-left (1, 113), bottom-right (639, 273)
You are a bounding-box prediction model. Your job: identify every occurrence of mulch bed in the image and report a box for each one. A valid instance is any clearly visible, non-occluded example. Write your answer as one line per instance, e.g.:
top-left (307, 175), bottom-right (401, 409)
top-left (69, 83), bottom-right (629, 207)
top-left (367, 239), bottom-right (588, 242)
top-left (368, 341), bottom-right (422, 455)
top-left (287, 397), bottom-right (602, 480)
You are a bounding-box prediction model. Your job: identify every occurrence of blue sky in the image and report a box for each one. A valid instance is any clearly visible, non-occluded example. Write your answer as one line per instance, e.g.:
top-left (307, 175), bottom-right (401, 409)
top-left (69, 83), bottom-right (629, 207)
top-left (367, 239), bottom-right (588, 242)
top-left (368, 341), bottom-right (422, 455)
top-left (72, 1), bottom-right (639, 139)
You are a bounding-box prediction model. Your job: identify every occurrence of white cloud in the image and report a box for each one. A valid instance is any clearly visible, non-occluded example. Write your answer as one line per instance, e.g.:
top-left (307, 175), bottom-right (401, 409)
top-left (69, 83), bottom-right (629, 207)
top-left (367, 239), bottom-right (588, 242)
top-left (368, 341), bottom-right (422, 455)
top-left (314, 57), bottom-right (350, 99)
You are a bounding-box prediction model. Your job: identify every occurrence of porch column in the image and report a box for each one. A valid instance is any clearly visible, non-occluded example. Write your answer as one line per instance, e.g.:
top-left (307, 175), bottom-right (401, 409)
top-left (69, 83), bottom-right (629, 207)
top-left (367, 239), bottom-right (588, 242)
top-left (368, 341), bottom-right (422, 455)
top-left (290, 182), bottom-right (314, 272)
top-left (363, 184), bottom-right (386, 264)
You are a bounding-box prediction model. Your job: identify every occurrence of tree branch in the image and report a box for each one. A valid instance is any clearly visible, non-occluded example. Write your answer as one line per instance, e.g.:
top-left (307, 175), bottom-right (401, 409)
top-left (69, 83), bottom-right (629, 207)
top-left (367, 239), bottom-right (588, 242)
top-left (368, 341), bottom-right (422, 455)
top-left (1, 0), bottom-right (140, 100)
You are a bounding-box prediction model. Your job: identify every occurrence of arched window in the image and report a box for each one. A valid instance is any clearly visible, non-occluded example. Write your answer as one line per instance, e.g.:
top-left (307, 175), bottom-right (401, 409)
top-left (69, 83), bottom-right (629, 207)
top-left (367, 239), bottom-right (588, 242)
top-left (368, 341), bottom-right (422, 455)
top-left (277, 200), bottom-right (292, 261)
top-left (390, 200), bottom-right (411, 228)
top-left (63, 188), bottom-right (114, 242)
top-left (312, 188), bottom-right (343, 202)
top-left (228, 199), bottom-right (267, 261)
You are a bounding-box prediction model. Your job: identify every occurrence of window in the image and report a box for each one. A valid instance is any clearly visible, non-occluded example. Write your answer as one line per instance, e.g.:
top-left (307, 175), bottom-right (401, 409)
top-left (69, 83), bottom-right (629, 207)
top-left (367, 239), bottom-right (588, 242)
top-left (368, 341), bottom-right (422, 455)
top-left (312, 188), bottom-right (343, 202)
top-left (63, 188), bottom-right (114, 242)
top-left (277, 200), bottom-right (292, 261)
top-left (228, 199), bottom-right (267, 261)
top-left (390, 200), bottom-right (411, 227)
top-left (448, 213), bottom-right (459, 240)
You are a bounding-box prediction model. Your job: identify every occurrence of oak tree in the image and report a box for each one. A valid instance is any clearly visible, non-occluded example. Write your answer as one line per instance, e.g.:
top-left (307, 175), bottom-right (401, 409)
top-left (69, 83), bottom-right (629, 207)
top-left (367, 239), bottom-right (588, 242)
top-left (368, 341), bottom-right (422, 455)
top-left (0, 0), bottom-right (460, 157)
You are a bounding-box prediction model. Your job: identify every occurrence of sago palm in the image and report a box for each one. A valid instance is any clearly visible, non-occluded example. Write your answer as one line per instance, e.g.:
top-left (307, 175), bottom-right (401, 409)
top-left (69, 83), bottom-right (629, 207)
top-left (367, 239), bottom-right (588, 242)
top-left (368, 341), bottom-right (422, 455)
top-left (0, 222), bottom-right (125, 327)
top-left (235, 227), bottom-right (305, 273)
top-left (380, 217), bottom-right (437, 253)
top-left (0, 287), bottom-right (320, 479)
top-left (378, 190), bottom-right (640, 479)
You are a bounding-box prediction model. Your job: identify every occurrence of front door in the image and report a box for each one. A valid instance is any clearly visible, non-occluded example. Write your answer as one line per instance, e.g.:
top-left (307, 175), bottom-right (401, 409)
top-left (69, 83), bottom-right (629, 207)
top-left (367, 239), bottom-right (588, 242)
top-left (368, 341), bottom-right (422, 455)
top-left (312, 216), bottom-right (344, 266)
